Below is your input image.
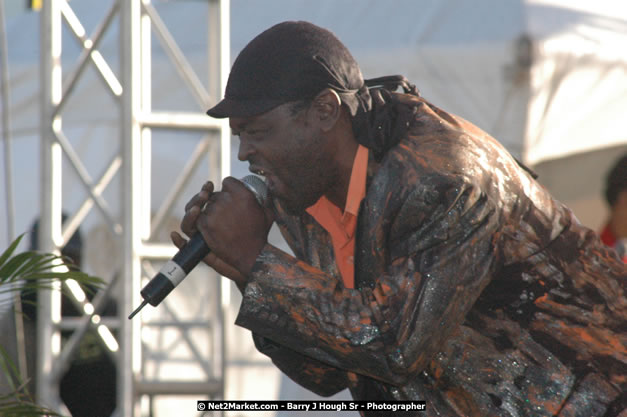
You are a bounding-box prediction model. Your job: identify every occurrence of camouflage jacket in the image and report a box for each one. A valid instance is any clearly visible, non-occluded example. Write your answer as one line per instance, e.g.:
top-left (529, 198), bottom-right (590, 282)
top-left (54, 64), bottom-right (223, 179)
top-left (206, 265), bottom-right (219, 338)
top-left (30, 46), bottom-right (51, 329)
top-left (235, 93), bottom-right (627, 417)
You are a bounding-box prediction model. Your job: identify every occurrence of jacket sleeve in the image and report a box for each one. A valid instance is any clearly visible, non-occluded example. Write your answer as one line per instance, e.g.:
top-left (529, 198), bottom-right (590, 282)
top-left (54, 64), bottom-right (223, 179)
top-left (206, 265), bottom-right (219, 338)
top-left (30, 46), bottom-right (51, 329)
top-left (251, 333), bottom-right (350, 396)
top-left (235, 173), bottom-right (501, 388)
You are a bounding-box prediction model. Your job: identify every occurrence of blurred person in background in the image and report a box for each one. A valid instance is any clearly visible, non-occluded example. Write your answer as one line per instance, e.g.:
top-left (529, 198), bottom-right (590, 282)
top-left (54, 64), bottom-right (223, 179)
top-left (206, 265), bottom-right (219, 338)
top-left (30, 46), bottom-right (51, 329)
top-left (600, 153), bottom-right (627, 262)
top-left (22, 214), bottom-right (117, 417)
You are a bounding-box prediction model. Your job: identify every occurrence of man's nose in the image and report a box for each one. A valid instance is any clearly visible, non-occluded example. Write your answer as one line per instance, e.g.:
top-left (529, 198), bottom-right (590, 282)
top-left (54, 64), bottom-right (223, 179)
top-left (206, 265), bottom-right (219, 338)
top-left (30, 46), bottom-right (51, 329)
top-left (237, 138), bottom-right (253, 161)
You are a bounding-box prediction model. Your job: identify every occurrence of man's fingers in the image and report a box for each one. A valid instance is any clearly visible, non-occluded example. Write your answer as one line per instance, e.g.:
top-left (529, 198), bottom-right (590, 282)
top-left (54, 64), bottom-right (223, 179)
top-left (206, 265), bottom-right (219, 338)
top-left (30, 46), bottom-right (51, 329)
top-left (180, 205), bottom-right (201, 237)
top-left (201, 181), bottom-right (214, 192)
top-left (221, 176), bottom-right (241, 193)
top-left (172, 230), bottom-right (243, 283)
top-left (171, 231), bottom-right (187, 249)
top-left (184, 193), bottom-right (207, 212)
top-left (184, 181), bottom-right (214, 212)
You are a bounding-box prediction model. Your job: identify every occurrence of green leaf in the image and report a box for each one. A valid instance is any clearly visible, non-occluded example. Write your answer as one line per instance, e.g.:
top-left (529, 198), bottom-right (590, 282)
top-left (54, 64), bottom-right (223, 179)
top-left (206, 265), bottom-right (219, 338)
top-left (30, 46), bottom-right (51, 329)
top-left (0, 234), bottom-right (102, 417)
top-left (0, 347), bottom-right (65, 416)
top-left (1, 252), bottom-right (44, 283)
top-left (0, 400), bottom-right (63, 417)
top-left (0, 234), bottom-right (24, 272)
top-left (0, 345), bottom-right (21, 392)
top-left (14, 252), bottom-right (56, 277)
top-left (0, 253), bottom-right (31, 283)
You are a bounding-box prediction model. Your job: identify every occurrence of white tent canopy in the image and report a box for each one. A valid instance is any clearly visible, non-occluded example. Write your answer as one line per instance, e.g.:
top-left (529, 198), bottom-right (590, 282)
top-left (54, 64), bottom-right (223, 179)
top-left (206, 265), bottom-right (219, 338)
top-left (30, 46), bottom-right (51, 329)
top-left (229, 0), bottom-right (627, 166)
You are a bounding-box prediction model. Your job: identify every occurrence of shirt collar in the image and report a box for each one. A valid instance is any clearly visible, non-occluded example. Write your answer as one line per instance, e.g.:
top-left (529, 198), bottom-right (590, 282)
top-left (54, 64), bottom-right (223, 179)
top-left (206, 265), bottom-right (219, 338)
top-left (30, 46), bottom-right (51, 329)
top-left (343, 144), bottom-right (369, 216)
top-left (306, 144), bottom-right (369, 218)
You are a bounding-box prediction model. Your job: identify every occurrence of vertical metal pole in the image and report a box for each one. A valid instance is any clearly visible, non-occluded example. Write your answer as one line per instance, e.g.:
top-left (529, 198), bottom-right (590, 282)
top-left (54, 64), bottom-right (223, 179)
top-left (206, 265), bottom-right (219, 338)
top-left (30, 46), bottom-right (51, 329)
top-left (0, 0), bottom-right (15, 244)
top-left (0, 0), bottom-right (28, 386)
top-left (120, 0), bottom-right (142, 415)
top-left (208, 0), bottom-right (230, 399)
top-left (38, 0), bottom-right (64, 410)
top-left (140, 0), bottom-right (152, 242)
top-left (209, 0), bottom-right (230, 179)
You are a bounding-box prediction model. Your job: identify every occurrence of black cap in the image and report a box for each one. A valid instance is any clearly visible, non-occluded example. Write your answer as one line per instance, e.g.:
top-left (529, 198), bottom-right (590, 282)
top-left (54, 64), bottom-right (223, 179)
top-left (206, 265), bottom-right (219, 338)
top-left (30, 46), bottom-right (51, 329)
top-left (207, 21), bottom-right (366, 118)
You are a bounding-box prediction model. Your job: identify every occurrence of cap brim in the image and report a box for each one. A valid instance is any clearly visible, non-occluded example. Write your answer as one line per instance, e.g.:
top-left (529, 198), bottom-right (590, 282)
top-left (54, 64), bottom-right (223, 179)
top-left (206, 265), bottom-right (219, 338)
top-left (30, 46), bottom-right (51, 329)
top-left (206, 97), bottom-right (286, 119)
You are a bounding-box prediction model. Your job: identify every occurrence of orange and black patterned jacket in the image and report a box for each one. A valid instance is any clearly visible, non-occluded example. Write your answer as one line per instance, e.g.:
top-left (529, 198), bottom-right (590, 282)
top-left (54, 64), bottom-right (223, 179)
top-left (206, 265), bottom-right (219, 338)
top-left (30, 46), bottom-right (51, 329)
top-left (235, 92), bottom-right (627, 417)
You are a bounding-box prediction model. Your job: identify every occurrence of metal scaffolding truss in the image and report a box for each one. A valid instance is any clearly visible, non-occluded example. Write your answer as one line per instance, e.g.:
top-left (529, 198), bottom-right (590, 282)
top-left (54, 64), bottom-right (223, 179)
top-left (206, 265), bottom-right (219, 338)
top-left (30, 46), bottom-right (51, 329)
top-left (37, 0), bottom-right (230, 415)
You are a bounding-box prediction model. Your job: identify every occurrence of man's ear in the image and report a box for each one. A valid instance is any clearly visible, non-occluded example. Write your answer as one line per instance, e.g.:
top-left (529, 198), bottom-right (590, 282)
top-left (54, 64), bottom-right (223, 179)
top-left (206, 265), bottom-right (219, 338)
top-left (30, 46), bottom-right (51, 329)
top-left (311, 89), bottom-right (342, 132)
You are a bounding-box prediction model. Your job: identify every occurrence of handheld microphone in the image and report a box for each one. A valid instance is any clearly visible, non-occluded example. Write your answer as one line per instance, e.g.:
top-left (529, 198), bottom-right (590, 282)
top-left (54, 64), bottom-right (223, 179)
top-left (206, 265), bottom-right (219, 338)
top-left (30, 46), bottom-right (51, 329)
top-left (128, 175), bottom-right (268, 319)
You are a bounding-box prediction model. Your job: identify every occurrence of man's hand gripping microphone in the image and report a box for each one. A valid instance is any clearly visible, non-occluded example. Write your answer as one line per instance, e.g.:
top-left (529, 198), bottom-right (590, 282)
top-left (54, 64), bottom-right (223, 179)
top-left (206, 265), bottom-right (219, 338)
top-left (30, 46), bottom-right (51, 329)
top-left (128, 175), bottom-right (268, 319)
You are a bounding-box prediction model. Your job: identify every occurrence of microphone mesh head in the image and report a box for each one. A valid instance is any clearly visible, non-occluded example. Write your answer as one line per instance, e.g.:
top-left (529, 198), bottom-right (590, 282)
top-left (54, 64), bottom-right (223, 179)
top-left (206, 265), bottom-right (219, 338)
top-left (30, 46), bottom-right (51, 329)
top-left (241, 175), bottom-right (269, 206)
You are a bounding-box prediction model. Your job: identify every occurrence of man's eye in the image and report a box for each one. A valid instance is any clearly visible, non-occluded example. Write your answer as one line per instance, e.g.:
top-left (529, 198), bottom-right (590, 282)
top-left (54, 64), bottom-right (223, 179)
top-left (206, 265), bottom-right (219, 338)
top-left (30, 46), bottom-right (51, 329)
top-left (231, 128), bottom-right (269, 137)
top-left (247, 128), bottom-right (267, 135)
top-left (242, 128), bottom-right (271, 138)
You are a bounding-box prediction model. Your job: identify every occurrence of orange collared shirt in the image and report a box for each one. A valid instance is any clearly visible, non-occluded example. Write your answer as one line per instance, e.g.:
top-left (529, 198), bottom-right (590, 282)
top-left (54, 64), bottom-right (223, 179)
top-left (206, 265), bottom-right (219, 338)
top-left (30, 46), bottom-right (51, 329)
top-left (306, 145), bottom-right (369, 288)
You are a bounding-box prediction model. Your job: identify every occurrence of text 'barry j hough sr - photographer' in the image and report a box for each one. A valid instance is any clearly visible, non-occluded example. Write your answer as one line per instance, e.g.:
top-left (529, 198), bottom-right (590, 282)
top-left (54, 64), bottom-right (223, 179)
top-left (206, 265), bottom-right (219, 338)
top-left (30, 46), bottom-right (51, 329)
top-left (196, 400), bottom-right (427, 412)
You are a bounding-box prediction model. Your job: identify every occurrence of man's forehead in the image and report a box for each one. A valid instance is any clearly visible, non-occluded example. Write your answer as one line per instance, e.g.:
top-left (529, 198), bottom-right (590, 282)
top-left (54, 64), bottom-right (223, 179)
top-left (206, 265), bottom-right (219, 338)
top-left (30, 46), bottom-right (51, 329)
top-left (229, 103), bottom-right (288, 129)
top-left (229, 116), bottom-right (252, 131)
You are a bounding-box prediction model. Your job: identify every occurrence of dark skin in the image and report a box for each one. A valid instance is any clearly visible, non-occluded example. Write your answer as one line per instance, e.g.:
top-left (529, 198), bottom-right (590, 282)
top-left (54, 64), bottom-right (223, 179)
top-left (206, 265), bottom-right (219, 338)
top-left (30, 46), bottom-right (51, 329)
top-left (171, 89), bottom-right (358, 291)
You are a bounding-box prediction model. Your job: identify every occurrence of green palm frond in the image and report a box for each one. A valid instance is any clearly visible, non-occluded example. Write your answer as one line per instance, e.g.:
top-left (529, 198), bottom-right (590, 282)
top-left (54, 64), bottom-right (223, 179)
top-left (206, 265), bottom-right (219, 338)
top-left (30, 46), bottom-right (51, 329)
top-left (0, 401), bottom-right (61, 417)
top-left (0, 234), bottom-right (103, 309)
top-left (0, 345), bottom-right (62, 417)
top-left (0, 234), bottom-right (105, 416)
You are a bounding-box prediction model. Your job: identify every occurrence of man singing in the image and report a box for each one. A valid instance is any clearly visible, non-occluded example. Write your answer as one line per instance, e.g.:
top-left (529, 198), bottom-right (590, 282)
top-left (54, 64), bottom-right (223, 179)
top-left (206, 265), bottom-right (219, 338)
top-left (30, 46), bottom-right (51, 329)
top-left (172, 21), bottom-right (626, 417)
